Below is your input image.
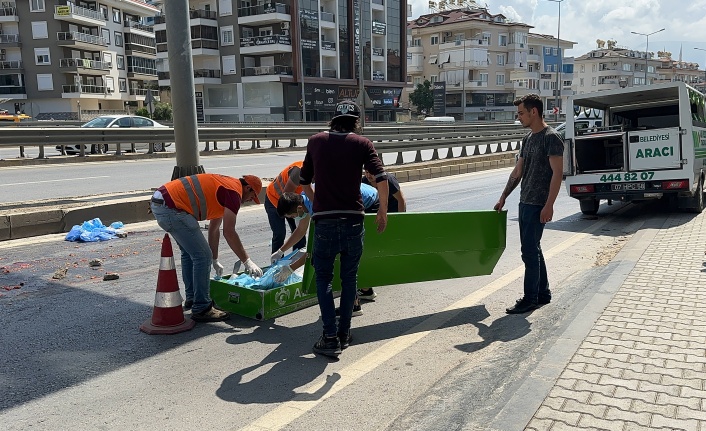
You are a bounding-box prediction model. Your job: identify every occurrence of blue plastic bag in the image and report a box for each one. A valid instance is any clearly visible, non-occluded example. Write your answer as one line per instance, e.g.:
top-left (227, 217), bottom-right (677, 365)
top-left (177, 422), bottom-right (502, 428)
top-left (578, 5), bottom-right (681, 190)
top-left (223, 250), bottom-right (303, 290)
top-left (65, 218), bottom-right (125, 242)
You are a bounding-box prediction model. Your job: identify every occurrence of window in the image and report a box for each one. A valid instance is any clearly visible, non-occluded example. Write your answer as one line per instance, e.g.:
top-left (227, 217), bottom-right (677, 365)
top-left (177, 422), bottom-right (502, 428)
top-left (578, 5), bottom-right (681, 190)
top-left (552, 48), bottom-right (558, 56)
top-left (406, 75), bottom-right (412, 83)
top-left (218, 0), bottom-right (233, 16)
top-left (221, 26), bottom-right (234, 45)
top-left (103, 52), bottom-right (113, 68)
top-left (100, 5), bottom-right (109, 20)
top-left (497, 54), bottom-right (505, 66)
top-left (36, 73), bottom-right (53, 91)
top-left (430, 35), bottom-right (439, 45)
top-left (545, 64), bottom-right (551, 72)
top-left (30, 0), bottom-right (45, 12)
top-left (413, 77), bottom-right (422, 86)
top-left (580, 78), bottom-right (584, 87)
top-left (31, 21), bottom-right (48, 39)
top-left (115, 32), bottom-right (123, 47)
top-left (496, 73), bottom-right (505, 85)
top-left (479, 73), bottom-right (488, 82)
top-left (259, 27), bottom-right (272, 37)
top-left (222, 55), bottom-right (236, 75)
top-left (482, 32), bottom-right (491, 45)
top-left (543, 81), bottom-right (550, 90)
top-left (552, 64), bottom-right (557, 72)
top-left (592, 64), bottom-right (597, 72)
top-left (580, 64), bottom-right (585, 73)
top-left (430, 75), bottom-right (437, 83)
top-left (112, 8), bottom-right (121, 23)
top-left (529, 64), bottom-right (534, 72)
top-left (499, 35), bottom-right (507, 46)
top-left (592, 77), bottom-right (597, 86)
top-left (550, 81), bottom-right (556, 89)
top-left (563, 80), bottom-right (572, 87)
top-left (106, 77), bottom-right (115, 93)
top-left (544, 47), bottom-right (551, 55)
top-left (102, 28), bottom-right (111, 44)
top-left (117, 55), bottom-right (125, 70)
top-left (34, 48), bottom-right (50, 65)
top-left (648, 66), bottom-right (655, 73)
top-left (529, 47), bottom-right (535, 55)
top-left (412, 38), bottom-right (421, 46)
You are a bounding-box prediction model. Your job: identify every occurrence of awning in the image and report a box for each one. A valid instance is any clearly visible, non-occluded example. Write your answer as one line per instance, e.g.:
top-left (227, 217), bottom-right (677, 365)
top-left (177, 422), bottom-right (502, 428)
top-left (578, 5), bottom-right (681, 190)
top-left (439, 53), bottom-right (451, 64)
top-left (428, 55), bottom-right (438, 64)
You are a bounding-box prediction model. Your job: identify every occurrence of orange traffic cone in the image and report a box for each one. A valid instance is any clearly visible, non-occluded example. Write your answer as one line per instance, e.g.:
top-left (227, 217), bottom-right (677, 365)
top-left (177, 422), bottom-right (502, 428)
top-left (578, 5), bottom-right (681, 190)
top-left (140, 234), bottom-right (196, 335)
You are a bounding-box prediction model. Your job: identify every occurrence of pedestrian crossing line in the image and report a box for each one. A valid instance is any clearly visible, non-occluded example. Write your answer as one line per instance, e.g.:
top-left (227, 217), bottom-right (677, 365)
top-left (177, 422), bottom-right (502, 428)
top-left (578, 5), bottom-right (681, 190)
top-left (236, 215), bottom-right (615, 431)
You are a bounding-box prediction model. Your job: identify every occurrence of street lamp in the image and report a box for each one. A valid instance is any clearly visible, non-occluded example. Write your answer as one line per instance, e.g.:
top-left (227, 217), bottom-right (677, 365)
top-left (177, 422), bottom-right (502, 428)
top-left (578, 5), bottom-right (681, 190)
top-left (694, 47), bottom-right (706, 92)
top-left (631, 28), bottom-right (664, 85)
top-left (547, 0), bottom-right (563, 121)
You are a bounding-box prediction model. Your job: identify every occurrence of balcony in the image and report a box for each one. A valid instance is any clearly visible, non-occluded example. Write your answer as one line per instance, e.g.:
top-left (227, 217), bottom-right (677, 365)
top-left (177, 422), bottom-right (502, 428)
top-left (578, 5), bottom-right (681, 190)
top-left (59, 58), bottom-right (111, 75)
top-left (373, 70), bottom-right (385, 81)
top-left (321, 40), bottom-right (337, 52)
top-left (0, 4), bottom-right (18, 22)
top-left (0, 60), bottom-right (22, 70)
top-left (320, 11), bottom-right (335, 27)
top-left (127, 64), bottom-right (158, 79)
top-left (189, 9), bottom-right (217, 20)
top-left (372, 47), bottom-right (384, 57)
top-left (0, 33), bottom-right (18, 45)
top-left (54, 4), bottom-right (106, 26)
top-left (57, 32), bottom-right (107, 50)
top-left (242, 65), bottom-right (293, 77)
top-left (509, 71), bottom-right (539, 80)
top-left (372, 21), bottom-right (386, 35)
top-left (0, 86), bottom-right (25, 94)
top-left (157, 69), bottom-right (221, 84)
top-left (527, 53), bottom-right (540, 63)
top-left (125, 42), bottom-right (157, 56)
top-left (372, 0), bottom-right (384, 9)
top-left (238, 2), bottom-right (291, 25)
top-left (124, 20), bottom-right (154, 36)
top-left (322, 68), bottom-right (337, 78)
top-left (62, 84), bottom-right (107, 96)
top-left (407, 64), bottom-right (423, 73)
top-left (240, 35), bottom-right (292, 55)
top-left (159, 39), bottom-right (218, 56)
top-left (467, 80), bottom-right (488, 88)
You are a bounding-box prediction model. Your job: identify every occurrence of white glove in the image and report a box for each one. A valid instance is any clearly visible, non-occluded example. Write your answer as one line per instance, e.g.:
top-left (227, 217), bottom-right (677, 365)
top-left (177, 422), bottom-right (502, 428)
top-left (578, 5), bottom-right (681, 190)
top-left (274, 265), bottom-right (293, 283)
top-left (232, 260), bottom-right (241, 274)
top-left (212, 260), bottom-right (224, 279)
top-left (271, 248), bottom-right (284, 264)
top-left (244, 258), bottom-right (263, 278)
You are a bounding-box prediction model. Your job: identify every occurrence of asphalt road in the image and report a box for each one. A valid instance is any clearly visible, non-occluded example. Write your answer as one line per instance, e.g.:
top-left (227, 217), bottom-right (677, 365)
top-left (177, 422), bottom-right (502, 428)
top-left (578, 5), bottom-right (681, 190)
top-left (0, 166), bottom-right (676, 431)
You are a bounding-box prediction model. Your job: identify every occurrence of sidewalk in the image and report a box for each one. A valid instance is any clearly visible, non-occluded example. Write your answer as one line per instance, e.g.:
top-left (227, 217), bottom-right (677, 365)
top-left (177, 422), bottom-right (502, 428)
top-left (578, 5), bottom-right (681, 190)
top-left (526, 211), bottom-right (706, 430)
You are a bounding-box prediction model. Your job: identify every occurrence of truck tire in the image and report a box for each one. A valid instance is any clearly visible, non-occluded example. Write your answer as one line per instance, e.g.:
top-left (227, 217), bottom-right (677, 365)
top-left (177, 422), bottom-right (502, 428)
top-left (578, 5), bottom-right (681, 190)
top-left (688, 179), bottom-right (704, 213)
top-left (579, 198), bottom-right (600, 215)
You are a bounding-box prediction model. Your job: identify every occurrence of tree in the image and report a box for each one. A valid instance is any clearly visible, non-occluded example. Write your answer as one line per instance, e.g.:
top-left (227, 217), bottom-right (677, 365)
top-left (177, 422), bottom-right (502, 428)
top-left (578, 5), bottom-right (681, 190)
top-left (409, 80), bottom-right (434, 115)
top-left (152, 102), bottom-right (173, 121)
top-left (134, 107), bottom-right (150, 118)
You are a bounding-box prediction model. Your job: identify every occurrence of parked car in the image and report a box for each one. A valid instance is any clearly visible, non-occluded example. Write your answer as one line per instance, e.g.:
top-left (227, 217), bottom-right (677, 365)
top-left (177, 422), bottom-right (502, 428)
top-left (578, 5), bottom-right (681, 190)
top-left (56, 115), bottom-right (170, 154)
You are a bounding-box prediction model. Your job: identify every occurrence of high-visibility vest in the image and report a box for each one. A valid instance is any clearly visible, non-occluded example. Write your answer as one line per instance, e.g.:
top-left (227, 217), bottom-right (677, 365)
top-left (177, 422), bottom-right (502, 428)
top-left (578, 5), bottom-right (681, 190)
top-left (266, 161), bottom-right (303, 206)
top-left (164, 173), bottom-right (242, 221)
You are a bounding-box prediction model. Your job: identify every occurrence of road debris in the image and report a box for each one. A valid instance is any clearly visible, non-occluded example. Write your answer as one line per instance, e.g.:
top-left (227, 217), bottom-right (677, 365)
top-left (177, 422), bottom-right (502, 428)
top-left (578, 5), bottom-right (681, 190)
top-left (103, 273), bottom-right (120, 281)
top-left (52, 268), bottom-right (68, 280)
top-left (89, 258), bottom-right (103, 267)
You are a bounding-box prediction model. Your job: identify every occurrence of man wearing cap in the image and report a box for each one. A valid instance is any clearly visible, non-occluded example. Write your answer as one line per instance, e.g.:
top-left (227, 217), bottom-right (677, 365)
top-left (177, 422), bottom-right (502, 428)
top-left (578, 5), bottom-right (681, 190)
top-left (266, 161), bottom-right (306, 258)
top-left (300, 100), bottom-right (389, 357)
top-left (150, 173), bottom-right (264, 322)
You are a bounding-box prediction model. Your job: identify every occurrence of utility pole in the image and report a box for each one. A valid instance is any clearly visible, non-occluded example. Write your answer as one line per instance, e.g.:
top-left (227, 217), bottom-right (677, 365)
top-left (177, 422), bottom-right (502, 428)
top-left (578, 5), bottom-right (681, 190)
top-left (164, 0), bottom-right (203, 180)
top-left (548, 0), bottom-right (563, 122)
top-left (631, 28), bottom-right (665, 85)
top-left (460, 35), bottom-right (466, 121)
top-left (295, 1), bottom-right (306, 122)
top-left (357, 0), bottom-right (366, 128)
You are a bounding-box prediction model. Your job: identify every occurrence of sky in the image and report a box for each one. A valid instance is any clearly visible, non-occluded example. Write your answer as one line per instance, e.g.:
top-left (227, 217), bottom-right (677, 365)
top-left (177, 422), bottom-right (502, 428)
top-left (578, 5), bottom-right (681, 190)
top-left (407, 0), bottom-right (706, 67)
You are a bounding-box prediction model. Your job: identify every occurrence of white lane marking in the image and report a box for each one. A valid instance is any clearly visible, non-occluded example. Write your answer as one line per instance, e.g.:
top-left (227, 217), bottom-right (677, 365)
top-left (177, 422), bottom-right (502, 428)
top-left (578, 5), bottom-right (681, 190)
top-left (0, 176), bottom-right (110, 187)
top-left (210, 163), bottom-right (274, 169)
top-left (236, 216), bottom-right (613, 431)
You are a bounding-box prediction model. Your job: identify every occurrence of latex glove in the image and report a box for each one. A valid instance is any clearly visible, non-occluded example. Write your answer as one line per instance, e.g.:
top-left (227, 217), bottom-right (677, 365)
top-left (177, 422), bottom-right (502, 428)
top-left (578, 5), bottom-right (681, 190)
top-left (212, 260), bottom-right (224, 279)
top-left (270, 248), bottom-right (284, 264)
top-left (274, 265), bottom-right (293, 283)
top-left (244, 258), bottom-right (263, 278)
top-left (232, 260), bottom-right (242, 274)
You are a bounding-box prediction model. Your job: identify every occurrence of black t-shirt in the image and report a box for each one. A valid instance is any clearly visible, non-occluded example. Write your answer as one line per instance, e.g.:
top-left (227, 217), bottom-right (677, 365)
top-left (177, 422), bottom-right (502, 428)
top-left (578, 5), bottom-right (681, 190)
top-left (363, 172), bottom-right (401, 213)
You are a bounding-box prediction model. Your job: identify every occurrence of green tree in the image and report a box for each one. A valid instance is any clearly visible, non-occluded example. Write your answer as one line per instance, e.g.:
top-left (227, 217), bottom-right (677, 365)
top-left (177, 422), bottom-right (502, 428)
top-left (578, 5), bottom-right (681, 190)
top-left (152, 102), bottom-right (173, 121)
top-left (134, 107), bottom-right (150, 118)
top-left (409, 80), bottom-right (434, 115)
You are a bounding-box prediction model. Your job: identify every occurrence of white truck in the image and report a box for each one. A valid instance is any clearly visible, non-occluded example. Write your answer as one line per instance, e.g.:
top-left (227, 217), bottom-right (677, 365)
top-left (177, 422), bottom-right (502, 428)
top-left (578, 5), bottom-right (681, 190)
top-left (563, 81), bottom-right (706, 215)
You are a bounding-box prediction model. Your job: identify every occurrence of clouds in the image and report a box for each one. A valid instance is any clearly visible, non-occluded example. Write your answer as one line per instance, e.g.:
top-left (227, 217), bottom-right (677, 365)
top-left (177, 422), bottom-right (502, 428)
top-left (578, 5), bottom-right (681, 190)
top-left (406, 0), bottom-right (706, 64)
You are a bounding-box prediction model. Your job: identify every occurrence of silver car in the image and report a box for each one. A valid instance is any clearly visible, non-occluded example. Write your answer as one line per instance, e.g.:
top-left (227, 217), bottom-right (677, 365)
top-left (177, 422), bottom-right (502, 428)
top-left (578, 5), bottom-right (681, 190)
top-left (56, 115), bottom-right (170, 154)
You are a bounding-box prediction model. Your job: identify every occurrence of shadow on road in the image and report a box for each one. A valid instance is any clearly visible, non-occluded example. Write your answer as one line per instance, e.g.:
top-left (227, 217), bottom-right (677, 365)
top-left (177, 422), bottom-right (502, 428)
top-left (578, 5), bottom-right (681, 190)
top-left (455, 313), bottom-right (532, 353)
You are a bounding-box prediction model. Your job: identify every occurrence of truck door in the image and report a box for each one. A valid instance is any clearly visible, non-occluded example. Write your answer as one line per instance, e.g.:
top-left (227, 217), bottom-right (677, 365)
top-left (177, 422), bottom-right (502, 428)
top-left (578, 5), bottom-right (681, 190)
top-left (562, 137), bottom-right (574, 176)
top-left (626, 127), bottom-right (682, 171)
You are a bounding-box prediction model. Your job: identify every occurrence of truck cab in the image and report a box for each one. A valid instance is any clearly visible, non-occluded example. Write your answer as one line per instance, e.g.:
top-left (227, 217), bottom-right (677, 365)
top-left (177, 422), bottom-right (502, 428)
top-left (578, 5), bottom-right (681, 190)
top-left (563, 82), bottom-right (706, 215)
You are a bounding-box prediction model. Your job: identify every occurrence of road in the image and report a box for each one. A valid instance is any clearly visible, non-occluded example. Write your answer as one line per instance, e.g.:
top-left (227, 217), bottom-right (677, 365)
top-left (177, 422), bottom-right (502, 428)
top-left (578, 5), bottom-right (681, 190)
top-left (0, 167), bottom-right (671, 430)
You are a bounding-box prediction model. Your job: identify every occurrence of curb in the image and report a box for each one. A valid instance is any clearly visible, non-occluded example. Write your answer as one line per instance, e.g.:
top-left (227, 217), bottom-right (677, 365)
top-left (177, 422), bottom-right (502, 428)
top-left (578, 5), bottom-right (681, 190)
top-left (0, 152), bottom-right (516, 241)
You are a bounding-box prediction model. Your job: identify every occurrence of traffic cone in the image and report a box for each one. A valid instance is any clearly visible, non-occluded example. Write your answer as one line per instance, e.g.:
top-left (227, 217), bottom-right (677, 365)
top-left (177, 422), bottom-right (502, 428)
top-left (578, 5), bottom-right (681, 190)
top-left (140, 234), bottom-right (195, 335)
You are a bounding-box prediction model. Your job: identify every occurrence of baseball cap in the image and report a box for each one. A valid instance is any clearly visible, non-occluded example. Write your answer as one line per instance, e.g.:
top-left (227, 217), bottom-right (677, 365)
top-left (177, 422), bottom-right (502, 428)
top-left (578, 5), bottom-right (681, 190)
top-left (332, 100), bottom-right (361, 120)
top-left (242, 174), bottom-right (262, 204)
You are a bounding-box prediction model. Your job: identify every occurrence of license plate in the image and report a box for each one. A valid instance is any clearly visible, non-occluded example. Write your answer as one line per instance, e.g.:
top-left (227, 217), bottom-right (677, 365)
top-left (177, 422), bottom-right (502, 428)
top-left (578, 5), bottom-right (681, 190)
top-left (611, 182), bottom-right (646, 191)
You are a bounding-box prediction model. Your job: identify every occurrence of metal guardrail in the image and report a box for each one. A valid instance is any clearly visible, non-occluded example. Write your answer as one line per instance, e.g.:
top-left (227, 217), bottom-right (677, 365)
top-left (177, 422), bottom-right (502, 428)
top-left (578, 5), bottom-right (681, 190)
top-left (0, 124), bottom-right (526, 162)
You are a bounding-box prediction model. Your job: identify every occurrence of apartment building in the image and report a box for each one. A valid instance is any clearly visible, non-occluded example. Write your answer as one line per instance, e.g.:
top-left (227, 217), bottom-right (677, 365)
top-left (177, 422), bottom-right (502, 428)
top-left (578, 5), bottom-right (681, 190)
top-left (153, 0), bottom-right (407, 122)
top-left (655, 53), bottom-right (703, 90)
top-left (573, 46), bottom-right (662, 95)
top-left (0, 0), bottom-right (159, 119)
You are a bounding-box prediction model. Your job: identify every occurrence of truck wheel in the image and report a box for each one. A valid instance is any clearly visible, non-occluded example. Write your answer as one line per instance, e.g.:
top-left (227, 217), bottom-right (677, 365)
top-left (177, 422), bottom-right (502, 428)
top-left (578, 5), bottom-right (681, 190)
top-left (688, 179), bottom-right (704, 213)
top-left (580, 198), bottom-right (600, 215)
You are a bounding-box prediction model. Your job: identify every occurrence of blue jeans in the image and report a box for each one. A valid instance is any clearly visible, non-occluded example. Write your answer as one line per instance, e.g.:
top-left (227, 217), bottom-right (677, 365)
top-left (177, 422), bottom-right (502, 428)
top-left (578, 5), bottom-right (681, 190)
top-left (313, 219), bottom-right (365, 337)
top-left (151, 201), bottom-right (213, 314)
top-left (265, 197), bottom-right (306, 253)
top-left (519, 202), bottom-right (551, 304)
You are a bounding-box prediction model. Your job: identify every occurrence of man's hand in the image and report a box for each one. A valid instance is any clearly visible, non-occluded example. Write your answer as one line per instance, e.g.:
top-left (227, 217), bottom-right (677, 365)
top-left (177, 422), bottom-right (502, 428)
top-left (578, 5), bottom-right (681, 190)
top-left (375, 210), bottom-right (388, 233)
top-left (212, 260), bottom-right (224, 279)
top-left (244, 258), bottom-right (263, 278)
top-left (274, 265), bottom-right (293, 283)
top-left (494, 196), bottom-right (506, 212)
top-left (540, 205), bottom-right (554, 224)
top-left (270, 249), bottom-right (284, 264)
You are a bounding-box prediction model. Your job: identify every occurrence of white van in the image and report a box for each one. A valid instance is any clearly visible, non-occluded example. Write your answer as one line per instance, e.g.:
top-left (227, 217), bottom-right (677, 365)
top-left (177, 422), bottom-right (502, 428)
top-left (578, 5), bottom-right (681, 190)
top-left (423, 116), bottom-right (456, 123)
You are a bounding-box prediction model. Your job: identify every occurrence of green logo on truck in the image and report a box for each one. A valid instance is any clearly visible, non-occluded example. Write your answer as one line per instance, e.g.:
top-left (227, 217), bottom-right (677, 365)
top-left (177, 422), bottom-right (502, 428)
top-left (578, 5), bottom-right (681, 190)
top-left (635, 146), bottom-right (674, 158)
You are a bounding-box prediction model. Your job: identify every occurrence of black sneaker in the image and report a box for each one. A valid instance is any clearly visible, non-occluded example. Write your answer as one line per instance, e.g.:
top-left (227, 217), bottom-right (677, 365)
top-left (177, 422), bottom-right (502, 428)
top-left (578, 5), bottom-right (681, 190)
top-left (338, 331), bottom-right (353, 349)
top-left (538, 297), bottom-right (551, 305)
top-left (313, 334), bottom-right (341, 357)
top-left (506, 298), bottom-right (540, 314)
top-left (356, 288), bottom-right (377, 301)
top-left (191, 304), bottom-right (230, 322)
top-left (335, 303), bottom-right (363, 317)
top-left (183, 299), bottom-right (194, 311)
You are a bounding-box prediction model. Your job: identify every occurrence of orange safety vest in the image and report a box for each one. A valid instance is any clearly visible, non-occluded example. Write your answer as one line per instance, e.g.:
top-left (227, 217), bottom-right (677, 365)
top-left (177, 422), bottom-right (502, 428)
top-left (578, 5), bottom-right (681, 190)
top-left (266, 161), bottom-right (303, 206)
top-left (164, 173), bottom-right (242, 221)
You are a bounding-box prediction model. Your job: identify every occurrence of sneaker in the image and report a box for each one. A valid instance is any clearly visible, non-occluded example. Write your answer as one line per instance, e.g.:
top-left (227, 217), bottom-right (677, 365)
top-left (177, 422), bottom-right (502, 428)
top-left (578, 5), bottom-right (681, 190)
top-left (313, 333), bottom-right (341, 357)
top-left (335, 303), bottom-right (363, 317)
top-left (505, 298), bottom-right (539, 314)
top-left (538, 297), bottom-right (551, 305)
top-left (183, 299), bottom-right (194, 311)
top-left (357, 288), bottom-right (377, 301)
top-left (338, 331), bottom-right (353, 350)
top-left (191, 304), bottom-right (230, 322)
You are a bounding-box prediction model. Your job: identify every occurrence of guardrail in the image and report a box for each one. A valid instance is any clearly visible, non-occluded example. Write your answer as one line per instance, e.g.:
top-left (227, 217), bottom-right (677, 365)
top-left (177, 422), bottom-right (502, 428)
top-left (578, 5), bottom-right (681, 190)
top-left (0, 124), bottom-right (526, 163)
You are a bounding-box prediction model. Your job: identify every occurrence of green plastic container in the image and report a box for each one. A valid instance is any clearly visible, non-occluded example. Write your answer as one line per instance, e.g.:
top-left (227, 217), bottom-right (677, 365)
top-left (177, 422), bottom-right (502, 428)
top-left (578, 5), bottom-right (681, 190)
top-left (210, 210), bottom-right (507, 320)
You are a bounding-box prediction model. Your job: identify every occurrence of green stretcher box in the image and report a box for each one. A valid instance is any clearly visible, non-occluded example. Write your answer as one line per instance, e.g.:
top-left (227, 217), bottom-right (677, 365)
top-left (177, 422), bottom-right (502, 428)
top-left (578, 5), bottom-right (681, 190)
top-left (210, 210), bottom-right (507, 320)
